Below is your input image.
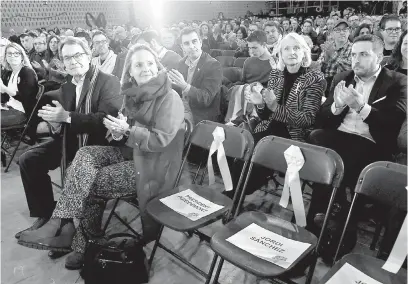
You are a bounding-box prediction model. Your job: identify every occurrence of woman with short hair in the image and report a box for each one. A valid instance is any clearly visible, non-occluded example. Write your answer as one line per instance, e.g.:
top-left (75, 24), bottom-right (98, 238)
top-left (17, 44), bottom-right (186, 270)
top-left (246, 32), bottom-right (326, 143)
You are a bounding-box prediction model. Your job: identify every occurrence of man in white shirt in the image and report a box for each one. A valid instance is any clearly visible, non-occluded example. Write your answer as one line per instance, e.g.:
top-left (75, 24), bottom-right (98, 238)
top-left (307, 34), bottom-right (407, 263)
top-left (16, 37), bottom-right (122, 266)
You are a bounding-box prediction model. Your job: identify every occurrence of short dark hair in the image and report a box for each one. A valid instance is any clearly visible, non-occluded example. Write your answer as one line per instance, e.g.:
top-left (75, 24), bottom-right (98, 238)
top-left (379, 14), bottom-right (401, 30)
top-left (353, 34), bottom-right (384, 54)
top-left (179, 27), bottom-right (201, 41)
top-left (282, 18), bottom-right (290, 24)
top-left (136, 30), bottom-right (160, 44)
top-left (303, 19), bottom-right (313, 26)
top-left (20, 32), bottom-right (36, 40)
top-left (264, 21), bottom-right (282, 34)
top-left (91, 31), bottom-right (107, 40)
top-left (246, 30), bottom-right (267, 44)
top-left (75, 31), bottom-right (91, 43)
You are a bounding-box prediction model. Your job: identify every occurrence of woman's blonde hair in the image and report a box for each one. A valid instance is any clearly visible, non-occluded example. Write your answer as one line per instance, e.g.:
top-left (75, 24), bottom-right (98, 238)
top-left (276, 32), bottom-right (312, 71)
top-left (120, 43), bottom-right (164, 86)
top-left (2, 42), bottom-right (32, 71)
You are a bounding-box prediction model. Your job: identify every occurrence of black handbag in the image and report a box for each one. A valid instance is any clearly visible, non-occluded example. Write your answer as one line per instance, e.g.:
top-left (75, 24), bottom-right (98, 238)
top-left (80, 233), bottom-right (149, 284)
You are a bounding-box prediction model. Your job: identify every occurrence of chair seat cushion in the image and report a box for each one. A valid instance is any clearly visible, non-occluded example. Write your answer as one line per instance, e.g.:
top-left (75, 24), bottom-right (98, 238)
top-left (210, 211), bottom-right (317, 278)
top-left (146, 184), bottom-right (232, 232)
top-left (318, 253), bottom-right (407, 284)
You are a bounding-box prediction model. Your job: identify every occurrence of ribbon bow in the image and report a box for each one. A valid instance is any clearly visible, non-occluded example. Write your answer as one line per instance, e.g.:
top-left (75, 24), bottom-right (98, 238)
top-left (382, 186), bottom-right (408, 273)
top-left (207, 127), bottom-right (233, 191)
top-left (280, 145), bottom-right (306, 227)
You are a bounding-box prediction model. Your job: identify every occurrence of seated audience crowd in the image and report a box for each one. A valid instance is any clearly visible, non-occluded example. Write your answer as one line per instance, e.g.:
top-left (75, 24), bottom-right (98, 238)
top-left (1, 8), bottom-right (407, 275)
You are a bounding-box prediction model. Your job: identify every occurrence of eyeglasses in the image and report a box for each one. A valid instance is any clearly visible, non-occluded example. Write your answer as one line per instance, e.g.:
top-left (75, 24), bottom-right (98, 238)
top-left (384, 27), bottom-right (402, 34)
top-left (93, 40), bottom-right (107, 46)
top-left (6, 52), bottom-right (21, 57)
top-left (62, 52), bottom-right (86, 62)
top-left (333, 27), bottom-right (350, 33)
top-left (34, 42), bottom-right (46, 46)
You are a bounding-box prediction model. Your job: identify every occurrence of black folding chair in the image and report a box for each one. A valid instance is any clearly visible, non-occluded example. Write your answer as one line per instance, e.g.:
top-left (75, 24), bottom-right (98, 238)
top-left (221, 50), bottom-right (235, 57)
top-left (233, 57), bottom-right (248, 68)
top-left (207, 135), bottom-right (344, 284)
top-left (2, 84), bottom-right (45, 172)
top-left (101, 119), bottom-right (194, 237)
top-left (216, 56), bottom-right (235, 67)
top-left (319, 161), bottom-right (407, 284)
top-left (146, 120), bottom-right (254, 281)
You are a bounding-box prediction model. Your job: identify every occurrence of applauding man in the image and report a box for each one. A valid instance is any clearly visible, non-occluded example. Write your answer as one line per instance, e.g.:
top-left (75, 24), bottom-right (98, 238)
top-left (308, 34), bottom-right (407, 262)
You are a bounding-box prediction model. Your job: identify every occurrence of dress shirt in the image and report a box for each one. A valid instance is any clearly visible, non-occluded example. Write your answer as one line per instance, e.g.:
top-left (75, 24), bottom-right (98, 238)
top-left (182, 53), bottom-right (201, 95)
top-left (331, 66), bottom-right (382, 142)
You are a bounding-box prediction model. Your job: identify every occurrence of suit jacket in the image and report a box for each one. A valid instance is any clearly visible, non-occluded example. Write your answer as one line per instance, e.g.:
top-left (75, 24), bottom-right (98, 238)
top-left (316, 68), bottom-right (407, 156)
top-left (175, 52), bottom-right (222, 124)
top-left (256, 66), bottom-right (326, 142)
top-left (46, 67), bottom-right (122, 157)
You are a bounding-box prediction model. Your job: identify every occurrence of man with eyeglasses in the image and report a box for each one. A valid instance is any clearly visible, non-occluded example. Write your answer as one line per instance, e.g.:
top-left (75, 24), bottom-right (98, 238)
top-left (379, 15), bottom-right (402, 59)
top-left (90, 31), bottom-right (118, 76)
top-left (31, 36), bottom-right (47, 79)
top-left (319, 19), bottom-right (353, 96)
top-left (16, 37), bottom-right (122, 267)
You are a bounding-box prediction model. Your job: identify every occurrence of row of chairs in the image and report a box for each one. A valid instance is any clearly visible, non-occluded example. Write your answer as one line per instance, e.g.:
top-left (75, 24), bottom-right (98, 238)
top-left (216, 56), bottom-right (248, 68)
top-left (102, 120), bottom-right (407, 283)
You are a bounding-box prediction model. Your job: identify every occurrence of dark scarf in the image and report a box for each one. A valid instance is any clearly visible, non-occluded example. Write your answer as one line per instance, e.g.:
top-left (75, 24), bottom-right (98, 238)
top-left (281, 66), bottom-right (306, 105)
top-left (120, 71), bottom-right (171, 120)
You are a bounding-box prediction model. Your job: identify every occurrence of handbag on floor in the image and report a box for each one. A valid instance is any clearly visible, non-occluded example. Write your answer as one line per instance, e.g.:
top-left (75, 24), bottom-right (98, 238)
top-left (80, 233), bottom-right (149, 284)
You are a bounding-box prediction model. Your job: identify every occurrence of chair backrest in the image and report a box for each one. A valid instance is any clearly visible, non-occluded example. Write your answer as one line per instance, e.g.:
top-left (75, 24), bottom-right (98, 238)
top-left (188, 120), bottom-right (254, 161)
top-left (222, 67), bottom-right (242, 83)
top-left (250, 136), bottom-right (344, 187)
top-left (218, 43), bottom-right (230, 50)
top-left (354, 161), bottom-right (407, 212)
top-left (311, 53), bottom-right (319, 62)
top-left (233, 57), bottom-right (248, 68)
top-left (210, 49), bottom-right (223, 58)
top-left (216, 56), bottom-right (235, 67)
top-left (221, 50), bottom-right (236, 57)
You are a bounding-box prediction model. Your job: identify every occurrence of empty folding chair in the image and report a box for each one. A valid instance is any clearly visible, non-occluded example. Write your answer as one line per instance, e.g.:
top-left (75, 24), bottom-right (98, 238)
top-left (146, 120), bottom-right (254, 281)
top-left (221, 50), bottom-right (236, 57)
top-left (318, 161), bottom-right (407, 284)
top-left (222, 67), bottom-right (242, 84)
top-left (1, 84), bottom-right (45, 172)
top-left (216, 56), bottom-right (235, 68)
top-left (99, 119), bottom-right (194, 238)
top-left (233, 57), bottom-right (248, 68)
top-left (207, 135), bottom-right (344, 284)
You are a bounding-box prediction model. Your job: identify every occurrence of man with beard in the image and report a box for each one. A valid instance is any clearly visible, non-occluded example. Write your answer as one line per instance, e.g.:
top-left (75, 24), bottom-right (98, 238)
top-left (168, 27), bottom-right (222, 125)
top-left (90, 31), bottom-right (120, 77)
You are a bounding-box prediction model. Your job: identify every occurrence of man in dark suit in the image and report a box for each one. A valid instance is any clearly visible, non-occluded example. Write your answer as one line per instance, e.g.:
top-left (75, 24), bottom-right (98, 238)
top-left (307, 34), bottom-right (407, 262)
top-left (16, 37), bottom-right (122, 243)
top-left (167, 27), bottom-right (222, 125)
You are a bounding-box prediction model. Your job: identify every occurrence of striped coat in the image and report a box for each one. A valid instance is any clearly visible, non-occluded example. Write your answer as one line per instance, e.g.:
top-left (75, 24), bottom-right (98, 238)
top-left (254, 67), bottom-right (326, 142)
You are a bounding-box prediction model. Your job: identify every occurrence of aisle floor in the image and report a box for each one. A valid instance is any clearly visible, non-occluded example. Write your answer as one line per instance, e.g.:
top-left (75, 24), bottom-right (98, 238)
top-left (1, 150), bottom-right (378, 284)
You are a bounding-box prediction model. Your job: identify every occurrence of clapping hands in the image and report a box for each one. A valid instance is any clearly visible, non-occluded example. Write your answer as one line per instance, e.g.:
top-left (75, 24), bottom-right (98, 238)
top-left (334, 81), bottom-right (364, 112)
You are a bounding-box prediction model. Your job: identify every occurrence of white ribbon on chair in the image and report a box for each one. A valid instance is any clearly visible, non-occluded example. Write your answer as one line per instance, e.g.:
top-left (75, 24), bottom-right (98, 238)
top-left (382, 186), bottom-right (408, 274)
top-left (279, 145), bottom-right (306, 227)
top-left (208, 127), bottom-right (233, 191)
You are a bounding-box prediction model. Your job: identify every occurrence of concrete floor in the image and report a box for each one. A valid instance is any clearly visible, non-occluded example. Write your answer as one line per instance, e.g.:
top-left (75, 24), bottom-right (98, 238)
top-left (1, 145), bottom-right (378, 284)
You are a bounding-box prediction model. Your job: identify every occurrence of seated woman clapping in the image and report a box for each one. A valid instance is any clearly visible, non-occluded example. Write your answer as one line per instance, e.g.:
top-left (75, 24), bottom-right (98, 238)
top-left (17, 44), bottom-right (186, 270)
top-left (246, 32), bottom-right (326, 143)
top-left (228, 33), bottom-right (326, 198)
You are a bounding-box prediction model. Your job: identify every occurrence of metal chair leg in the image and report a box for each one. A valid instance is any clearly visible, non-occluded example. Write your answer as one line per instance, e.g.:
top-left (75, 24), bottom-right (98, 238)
top-left (211, 257), bottom-right (224, 284)
top-left (4, 134), bottom-right (25, 172)
top-left (305, 251), bottom-right (318, 284)
top-left (204, 254), bottom-right (218, 284)
top-left (102, 198), bottom-right (120, 233)
top-left (148, 225), bottom-right (164, 269)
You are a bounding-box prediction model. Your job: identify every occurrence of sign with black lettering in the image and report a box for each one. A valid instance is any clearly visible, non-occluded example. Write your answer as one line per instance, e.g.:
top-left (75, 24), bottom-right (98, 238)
top-left (226, 223), bottom-right (311, 268)
top-left (160, 189), bottom-right (224, 221)
top-left (326, 263), bottom-right (383, 284)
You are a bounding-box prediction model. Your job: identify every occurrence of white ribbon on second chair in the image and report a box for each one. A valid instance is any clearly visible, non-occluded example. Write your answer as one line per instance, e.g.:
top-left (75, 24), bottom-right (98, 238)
top-left (208, 127), bottom-right (233, 191)
top-left (382, 186), bottom-right (408, 274)
top-left (279, 145), bottom-right (306, 227)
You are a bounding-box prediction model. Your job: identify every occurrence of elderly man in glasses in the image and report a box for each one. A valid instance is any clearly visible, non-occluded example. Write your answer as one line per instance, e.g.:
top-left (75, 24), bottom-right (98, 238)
top-left (318, 19), bottom-right (353, 97)
top-left (16, 37), bottom-right (122, 266)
